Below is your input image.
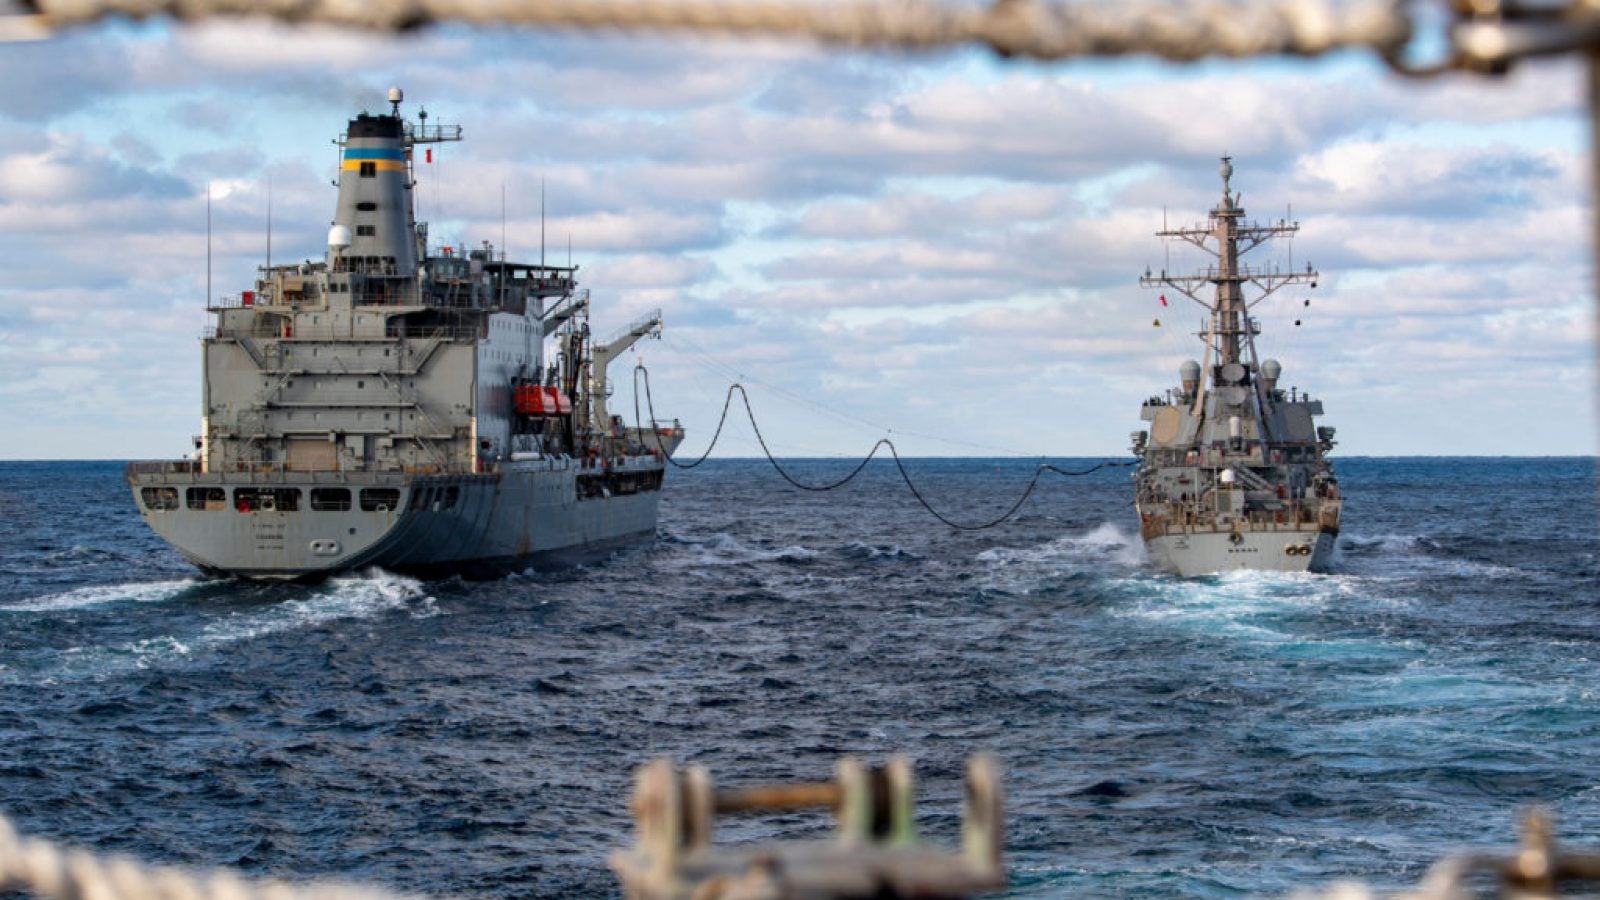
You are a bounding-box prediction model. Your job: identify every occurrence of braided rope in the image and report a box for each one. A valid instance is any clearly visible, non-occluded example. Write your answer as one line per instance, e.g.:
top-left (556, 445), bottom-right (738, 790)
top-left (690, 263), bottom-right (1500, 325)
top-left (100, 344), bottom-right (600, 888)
top-left (0, 815), bottom-right (415, 900)
top-left (25, 0), bottom-right (1411, 62)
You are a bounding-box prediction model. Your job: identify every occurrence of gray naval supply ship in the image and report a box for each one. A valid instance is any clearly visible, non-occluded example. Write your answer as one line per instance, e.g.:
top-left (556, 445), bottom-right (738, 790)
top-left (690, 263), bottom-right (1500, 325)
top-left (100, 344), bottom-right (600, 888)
top-left (126, 88), bottom-right (684, 580)
top-left (1131, 158), bottom-right (1341, 576)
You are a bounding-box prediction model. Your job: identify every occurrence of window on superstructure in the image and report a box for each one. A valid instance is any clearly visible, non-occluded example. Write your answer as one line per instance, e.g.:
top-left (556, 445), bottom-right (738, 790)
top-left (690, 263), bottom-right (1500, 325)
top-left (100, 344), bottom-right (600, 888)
top-left (360, 488), bottom-right (400, 512)
top-left (141, 487), bottom-right (179, 511)
top-left (357, 226), bottom-right (375, 237)
top-left (359, 162), bottom-right (376, 177)
top-left (232, 487), bottom-right (300, 512)
top-left (311, 488), bottom-right (352, 511)
top-left (186, 487), bottom-right (226, 510)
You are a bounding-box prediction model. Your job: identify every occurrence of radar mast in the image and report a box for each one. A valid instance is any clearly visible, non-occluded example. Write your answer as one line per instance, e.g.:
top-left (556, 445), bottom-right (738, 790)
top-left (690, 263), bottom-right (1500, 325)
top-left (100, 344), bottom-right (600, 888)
top-left (1140, 157), bottom-right (1318, 375)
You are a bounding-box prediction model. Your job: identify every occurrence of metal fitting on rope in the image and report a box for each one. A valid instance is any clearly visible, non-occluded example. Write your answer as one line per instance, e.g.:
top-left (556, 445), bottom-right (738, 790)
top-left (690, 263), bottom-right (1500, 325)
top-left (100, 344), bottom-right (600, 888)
top-left (10, 0), bottom-right (1600, 76)
top-left (610, 754), bottom-right (1005, 900)
top-left (1384, 0), bottom-right (1600, 76)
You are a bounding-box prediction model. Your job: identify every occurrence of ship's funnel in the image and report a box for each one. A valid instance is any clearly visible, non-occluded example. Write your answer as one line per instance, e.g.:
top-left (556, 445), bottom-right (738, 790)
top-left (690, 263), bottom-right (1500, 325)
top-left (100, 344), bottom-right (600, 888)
top-left (1179, 359), bottom-right (1200, 395)
top-left (1261, 358), bottom-right (1281, 392)
top-left (330, 104), bottom-right (417, 277)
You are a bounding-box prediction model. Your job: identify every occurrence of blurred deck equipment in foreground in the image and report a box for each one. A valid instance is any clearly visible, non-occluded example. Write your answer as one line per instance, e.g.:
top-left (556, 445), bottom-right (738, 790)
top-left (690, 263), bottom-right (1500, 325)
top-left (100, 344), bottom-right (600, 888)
top-left (610, 754), bottom-right (1005, 899)
top-left (1297, 810), bottom-right (1600, 900)
top-left (7, 786), bottom-right (1600, 897)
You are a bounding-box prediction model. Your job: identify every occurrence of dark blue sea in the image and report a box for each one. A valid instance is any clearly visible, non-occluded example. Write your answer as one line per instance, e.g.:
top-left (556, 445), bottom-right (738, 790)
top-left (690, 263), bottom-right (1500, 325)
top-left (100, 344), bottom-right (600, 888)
top-left (0, 457), bottom-right (1596, 897)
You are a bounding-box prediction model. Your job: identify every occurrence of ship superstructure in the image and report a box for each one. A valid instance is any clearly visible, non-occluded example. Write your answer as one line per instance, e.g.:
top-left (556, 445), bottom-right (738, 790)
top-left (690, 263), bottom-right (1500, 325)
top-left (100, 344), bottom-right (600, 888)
top-left (127, 88), bottom-right (683, 580)
top-left (1131, 158), bottom-right (1340, 576)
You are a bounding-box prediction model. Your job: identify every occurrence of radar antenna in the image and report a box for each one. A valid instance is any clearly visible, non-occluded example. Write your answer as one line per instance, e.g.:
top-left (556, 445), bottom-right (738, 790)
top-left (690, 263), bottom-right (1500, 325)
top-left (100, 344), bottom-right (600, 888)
top-left (1139, 157), bottom-right (1317, 370)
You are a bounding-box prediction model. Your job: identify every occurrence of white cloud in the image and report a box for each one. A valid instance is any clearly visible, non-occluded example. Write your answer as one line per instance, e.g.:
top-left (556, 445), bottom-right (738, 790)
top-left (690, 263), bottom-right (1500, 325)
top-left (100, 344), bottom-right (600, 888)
top-left (0, 22), bottom-right (1591, 459)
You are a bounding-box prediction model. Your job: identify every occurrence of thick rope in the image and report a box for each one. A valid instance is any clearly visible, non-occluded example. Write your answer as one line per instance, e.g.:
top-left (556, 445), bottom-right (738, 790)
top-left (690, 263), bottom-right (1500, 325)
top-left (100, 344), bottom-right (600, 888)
top-left (0, 814), bottom-right (415, 900)
top-left (20, 0), bottom-right (1412, 64)
top-left (633, 365), bottom-right (1135, 530)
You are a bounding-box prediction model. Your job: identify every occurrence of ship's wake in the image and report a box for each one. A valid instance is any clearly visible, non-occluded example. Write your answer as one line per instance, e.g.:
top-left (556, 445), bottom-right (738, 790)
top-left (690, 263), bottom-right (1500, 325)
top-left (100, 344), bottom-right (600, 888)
top-left (0, 578), bottom-right (205, 613)
top-left (200, 569), bottom-right (439, 644)
top-left (0, 569), bottom-right (436, 685)
top-left (1111, 568), bottom-right (1354, 642)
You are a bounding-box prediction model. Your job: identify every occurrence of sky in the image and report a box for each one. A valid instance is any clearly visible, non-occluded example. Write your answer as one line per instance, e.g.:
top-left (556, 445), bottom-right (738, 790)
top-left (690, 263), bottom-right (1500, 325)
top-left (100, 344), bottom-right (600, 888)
top-left (0, 13), bottom-right (1594, 459)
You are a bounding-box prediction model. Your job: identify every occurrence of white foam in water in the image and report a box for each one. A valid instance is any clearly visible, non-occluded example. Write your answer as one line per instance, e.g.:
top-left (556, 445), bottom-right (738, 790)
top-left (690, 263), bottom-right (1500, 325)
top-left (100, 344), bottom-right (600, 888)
top-left (35, 636), bottom-right (198, 685)
top-left (7, 570), bottom-right (437, 685)
top-left (1074, 522), bottom-right (1148, 566)
top-left (1112, 569), bottom-right (1348, 642)
top-left (200, 568), bottom-right (433, 644)
top-left (128, 636), bottom-right (195, 669)
top-left (677, 532), bottom-right (818, 568)
top-left (1, 579), bottom-right (201, 613)
top-left (978, 522), bottom-right (1146, 568)
top-left (974, 522), bottom-right (1148, 596)
top-left (842, 541), bottom-right (912, 560)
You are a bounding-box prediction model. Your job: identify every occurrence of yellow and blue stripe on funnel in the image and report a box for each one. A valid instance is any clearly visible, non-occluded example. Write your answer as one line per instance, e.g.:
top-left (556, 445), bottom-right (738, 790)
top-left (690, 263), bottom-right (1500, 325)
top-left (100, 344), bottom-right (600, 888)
top-left (342, 147), bottom-right (406, 172)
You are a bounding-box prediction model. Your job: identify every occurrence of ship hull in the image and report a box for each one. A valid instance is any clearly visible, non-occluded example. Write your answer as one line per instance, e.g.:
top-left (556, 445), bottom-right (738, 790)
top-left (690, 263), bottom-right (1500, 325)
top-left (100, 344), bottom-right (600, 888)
top-left (128, 456), bottom-right (665, 581)
top-left (1144, 527), bottom-right (1335, 578)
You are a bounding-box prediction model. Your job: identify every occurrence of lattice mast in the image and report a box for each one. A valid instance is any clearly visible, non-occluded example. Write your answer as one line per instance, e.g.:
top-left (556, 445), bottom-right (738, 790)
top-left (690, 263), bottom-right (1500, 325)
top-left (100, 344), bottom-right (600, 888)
top-left (1141, 157), bottom-right (1316, 374)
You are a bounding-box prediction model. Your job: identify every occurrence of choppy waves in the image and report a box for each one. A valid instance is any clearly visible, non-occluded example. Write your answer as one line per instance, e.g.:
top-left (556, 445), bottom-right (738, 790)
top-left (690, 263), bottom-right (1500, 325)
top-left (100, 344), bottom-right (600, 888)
top-left (0, 457), bottom-right (1594, 898)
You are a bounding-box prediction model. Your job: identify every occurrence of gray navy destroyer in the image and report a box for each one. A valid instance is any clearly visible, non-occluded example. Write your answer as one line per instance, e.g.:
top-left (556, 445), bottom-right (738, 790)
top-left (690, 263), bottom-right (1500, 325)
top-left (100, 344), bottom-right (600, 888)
top-left (127, 88), bottom-right (683, 580)
top-left (1132, 158), bottom-right (1340, 576)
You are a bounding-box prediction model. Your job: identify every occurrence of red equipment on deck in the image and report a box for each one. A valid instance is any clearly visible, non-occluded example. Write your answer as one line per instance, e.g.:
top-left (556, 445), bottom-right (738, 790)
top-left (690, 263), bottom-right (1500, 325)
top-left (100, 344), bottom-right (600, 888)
top-left (514, 384), bottom-right (572, 416)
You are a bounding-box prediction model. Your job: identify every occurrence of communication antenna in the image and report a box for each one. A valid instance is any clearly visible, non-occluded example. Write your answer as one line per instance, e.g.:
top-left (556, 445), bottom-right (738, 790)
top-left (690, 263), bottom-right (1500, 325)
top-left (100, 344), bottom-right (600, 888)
top-left (1162, 205), bottom-right (1170, 271)
top-left (496, 181), bottom-right (508, 306)
top-left (1286, 206), bottom-right (1293, 271)
top-left (540, 179), bottom-right (547, 270)
top-left (266, 174), bottom-right (273, 274)
top-left (206, 181), bottom-right (212, 307)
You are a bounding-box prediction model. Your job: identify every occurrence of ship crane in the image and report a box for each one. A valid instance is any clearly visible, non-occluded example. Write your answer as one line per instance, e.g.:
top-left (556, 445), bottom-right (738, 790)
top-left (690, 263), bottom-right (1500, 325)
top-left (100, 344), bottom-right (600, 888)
top-left (587, 308), bottom-right (663, 436)
top-left (541, 289), bottom-right (589, 338)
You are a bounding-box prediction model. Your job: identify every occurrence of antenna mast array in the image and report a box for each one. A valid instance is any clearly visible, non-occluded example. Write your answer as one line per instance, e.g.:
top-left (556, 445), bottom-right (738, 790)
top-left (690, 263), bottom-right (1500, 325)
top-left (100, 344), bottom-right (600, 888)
top-left (1139, 157), bottom-right (1317, 369)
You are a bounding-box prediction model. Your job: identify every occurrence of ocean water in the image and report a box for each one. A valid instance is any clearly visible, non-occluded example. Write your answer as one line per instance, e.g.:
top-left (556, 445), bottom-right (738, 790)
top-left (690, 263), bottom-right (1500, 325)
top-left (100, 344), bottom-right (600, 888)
top-left (0, 457), bottom-right (1596, 897)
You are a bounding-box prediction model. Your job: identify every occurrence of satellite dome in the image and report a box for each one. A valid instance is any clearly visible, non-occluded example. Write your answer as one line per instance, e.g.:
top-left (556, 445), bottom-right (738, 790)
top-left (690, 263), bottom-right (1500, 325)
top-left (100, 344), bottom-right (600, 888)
top-left (328, 224), bottom-right (352, 253)
top-left (1261, 359), bottom-right (1282, 381)
top-left (388, 86), bottom-right (404, 104)
top-left (1179, 360), bottom-right (1201, 382)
